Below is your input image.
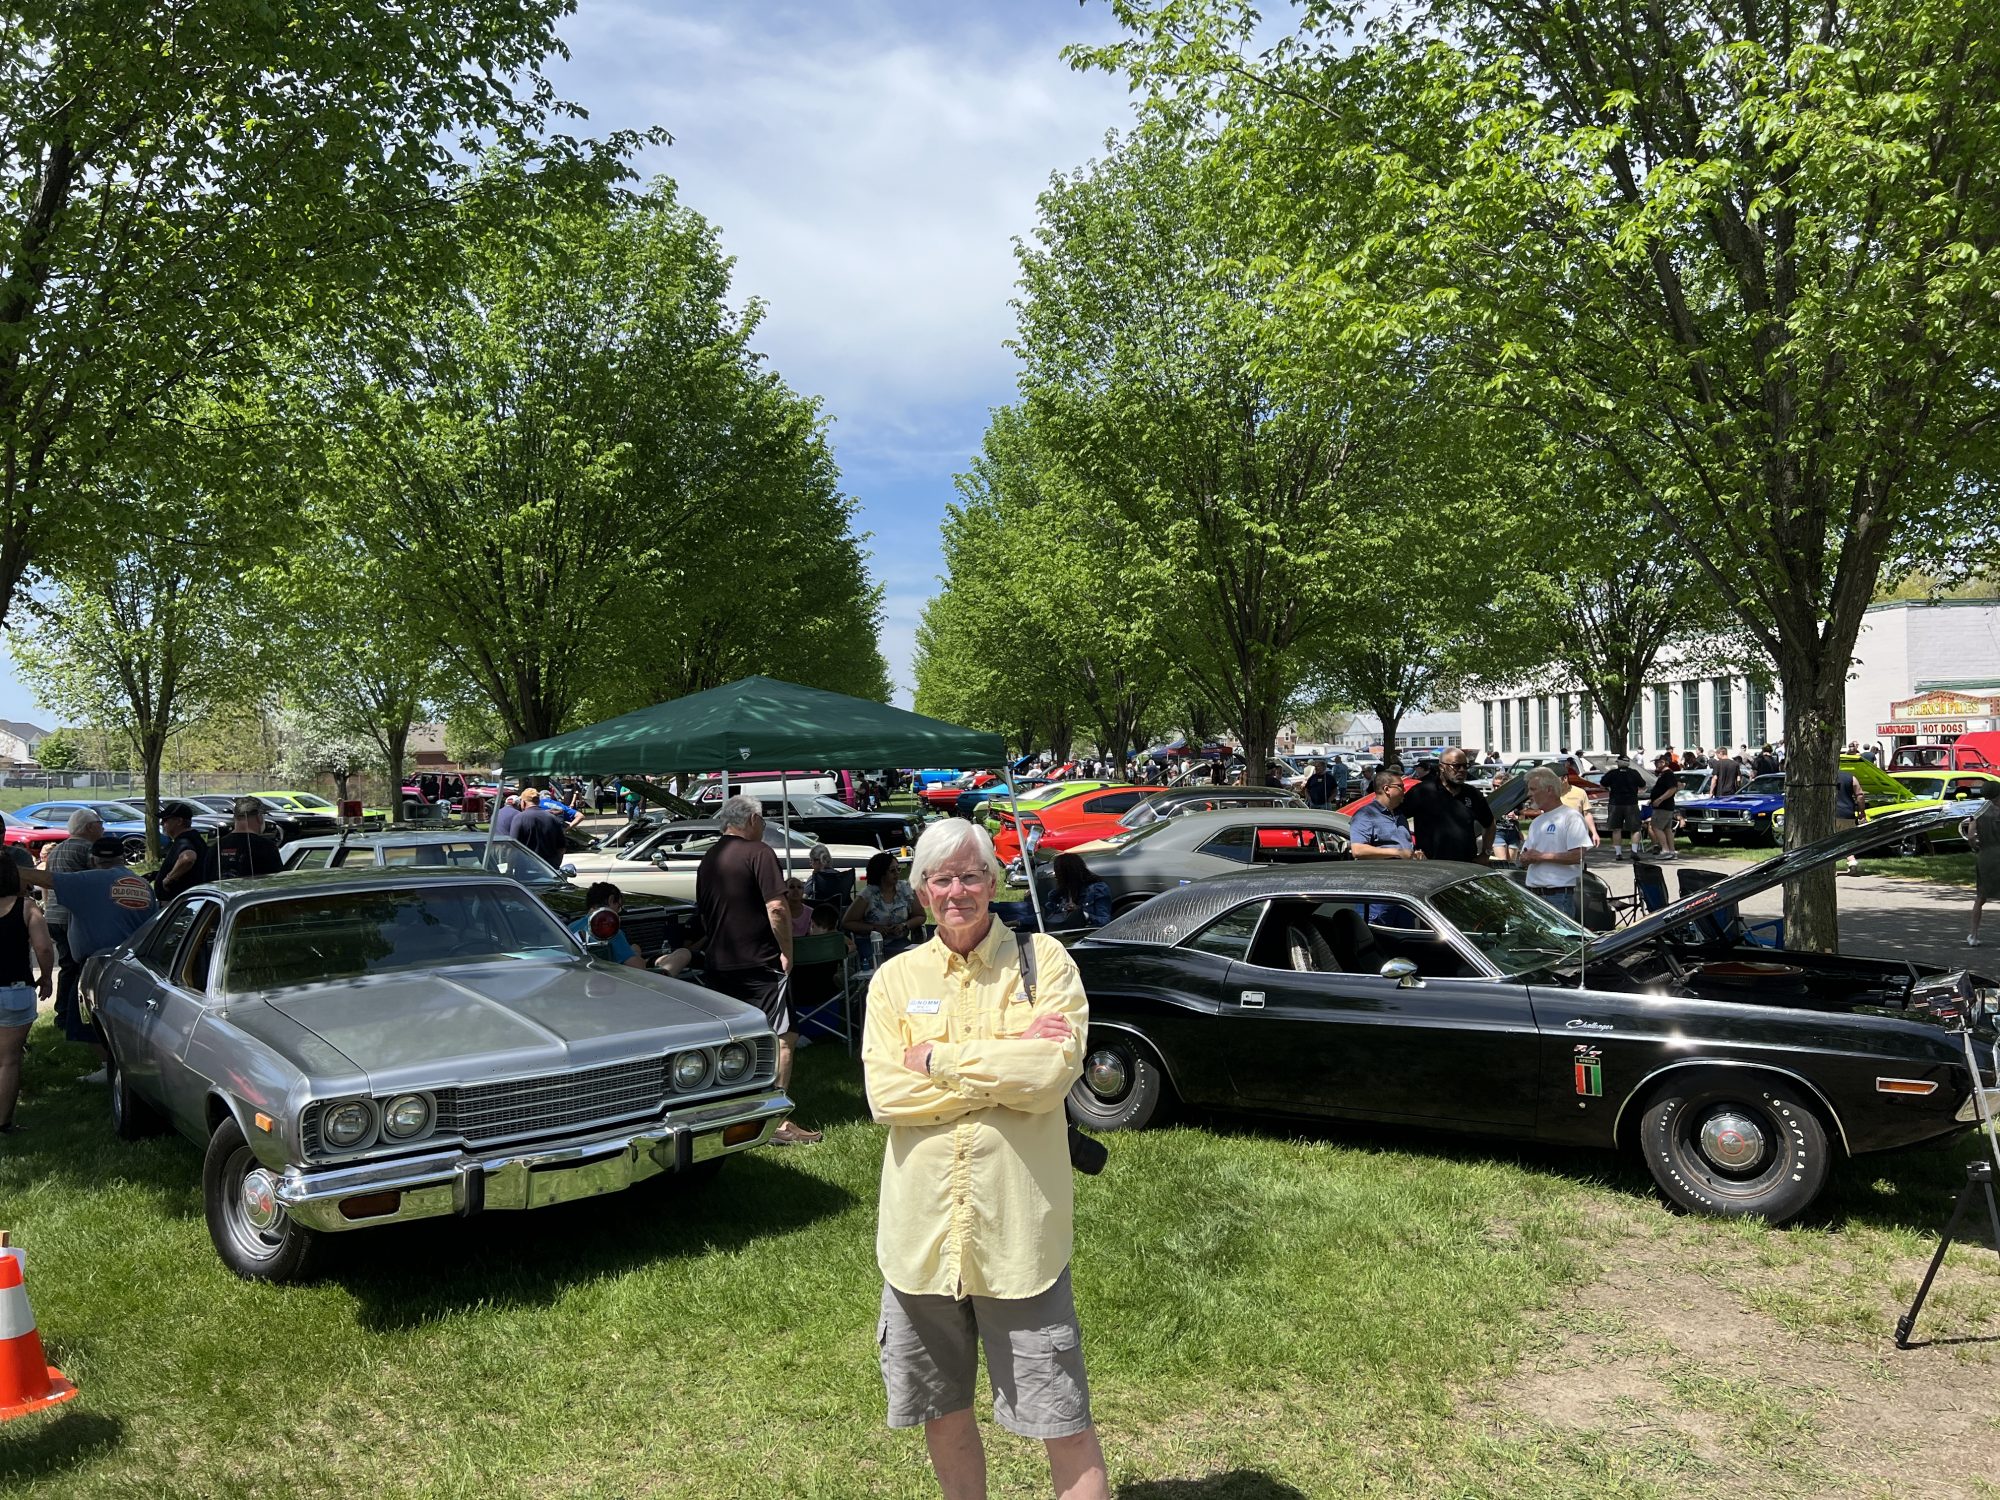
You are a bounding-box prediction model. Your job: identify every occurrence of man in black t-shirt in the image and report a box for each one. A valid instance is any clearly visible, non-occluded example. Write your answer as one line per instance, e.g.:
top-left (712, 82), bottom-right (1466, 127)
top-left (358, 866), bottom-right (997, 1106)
top-left (1598, 756), bottom-right (1647, 861)
top-left (510, 798), bottom-right (568, 868)
top-left (154, 802), bottom-right (210, 898)
top-left (1647, 756), bottom-right (1681, 859)
top-left (695, 794), bottom-right (818, 1144)
top-left (1402, 751), bottom-right (1494, 863)
top-left (204, 798), bottom-right (285, 881)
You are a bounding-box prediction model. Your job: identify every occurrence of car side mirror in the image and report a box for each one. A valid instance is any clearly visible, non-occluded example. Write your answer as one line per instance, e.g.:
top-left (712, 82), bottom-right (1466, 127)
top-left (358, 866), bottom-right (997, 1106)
top-left (1379, 957), bottom-right (1423, 988)
top-left (560, 863), bottom-right (578, 878)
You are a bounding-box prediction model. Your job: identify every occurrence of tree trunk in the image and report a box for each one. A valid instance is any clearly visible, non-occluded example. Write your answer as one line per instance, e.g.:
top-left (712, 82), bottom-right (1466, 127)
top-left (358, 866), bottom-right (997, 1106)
top-left (140, 730), bottom-right (166, 862)
top-left (1371, 701), bottom-right (1403, 767)
top-left (1776, 656), bottom-right (1844, 953)
top-left (1239, 701), bottom-right (1279, 786)
top-left (386, 723), bottom-right (411, 807)
top-left (332, 770), bottom-right (351, 804)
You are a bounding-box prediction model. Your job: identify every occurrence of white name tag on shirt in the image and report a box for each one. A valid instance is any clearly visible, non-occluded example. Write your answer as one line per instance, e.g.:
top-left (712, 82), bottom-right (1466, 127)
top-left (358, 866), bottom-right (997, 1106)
top-left (906, 998), bottom-right (942, 1015)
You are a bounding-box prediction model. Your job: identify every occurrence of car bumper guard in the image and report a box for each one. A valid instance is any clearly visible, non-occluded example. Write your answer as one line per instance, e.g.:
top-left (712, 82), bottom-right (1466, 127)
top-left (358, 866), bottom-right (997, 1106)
top-left (275, 1089), bottom-right (793, 1232)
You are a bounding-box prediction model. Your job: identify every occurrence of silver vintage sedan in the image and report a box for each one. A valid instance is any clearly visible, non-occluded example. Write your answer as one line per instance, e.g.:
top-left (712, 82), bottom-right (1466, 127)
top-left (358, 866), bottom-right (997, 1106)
top-left (84, 866), bottom-right (792, 1281)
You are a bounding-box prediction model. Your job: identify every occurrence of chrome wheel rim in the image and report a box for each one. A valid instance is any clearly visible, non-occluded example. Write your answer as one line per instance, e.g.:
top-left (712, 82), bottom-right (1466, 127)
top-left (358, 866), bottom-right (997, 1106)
top-left (1696, 1110), bottom-right (1766, 1172)
top-left (1084, 1049), bottom-right (1129, 1101)
top-left (222, 1149), bottom-right (288, 1257)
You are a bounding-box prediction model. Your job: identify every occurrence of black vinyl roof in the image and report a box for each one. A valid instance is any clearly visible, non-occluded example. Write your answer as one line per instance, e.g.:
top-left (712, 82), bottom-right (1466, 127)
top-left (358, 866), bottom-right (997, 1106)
top-left (1086, 861), bottom-right (1489, 946)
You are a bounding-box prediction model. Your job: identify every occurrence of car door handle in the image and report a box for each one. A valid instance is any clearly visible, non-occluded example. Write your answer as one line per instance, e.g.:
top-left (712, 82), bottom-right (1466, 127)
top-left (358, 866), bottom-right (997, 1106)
top-left (143, 992), bottom-right (162, 1011)
top-left (1239, 990), bottom-right (1265, 1009)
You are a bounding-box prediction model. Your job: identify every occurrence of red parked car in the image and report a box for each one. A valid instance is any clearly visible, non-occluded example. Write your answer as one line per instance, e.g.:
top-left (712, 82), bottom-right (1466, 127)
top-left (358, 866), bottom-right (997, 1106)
top-left (921, 771), bottom-right (998, 811)
top-left (2, 810), bottom-right (70, 862)
top-left (994, 785), bottom-right (1155, 862)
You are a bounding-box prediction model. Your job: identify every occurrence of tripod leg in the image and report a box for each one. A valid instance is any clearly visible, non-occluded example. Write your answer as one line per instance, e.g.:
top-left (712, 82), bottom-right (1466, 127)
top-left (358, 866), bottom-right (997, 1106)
top-left (1896, 1180), bottom-right (1979, 1348)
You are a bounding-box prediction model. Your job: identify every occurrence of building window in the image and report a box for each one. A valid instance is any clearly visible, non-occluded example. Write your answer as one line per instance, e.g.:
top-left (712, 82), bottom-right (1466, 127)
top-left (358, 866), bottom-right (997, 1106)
top-left (1712, 677), bottom-right (1733, 749)
top-left (1537, 697), bottom-right (1549, 752)
top-left (1654, 685), bottom-right (1671, 749)
top-left (1580, 702), bottom-right (1594, 751)
top-left (1682, 680), bottom-right (1700, 747)
top-left (1518, 698), bottom-right (1530, 750)
top-left (1482, 701), bottom-right (1493, 751)
top-left (1747, 679), bottom-right (1768, 744)
top-left (1500, 700), bottom-right (1512, 752)
top-left (1628, 699), bottom-right (1643, 753)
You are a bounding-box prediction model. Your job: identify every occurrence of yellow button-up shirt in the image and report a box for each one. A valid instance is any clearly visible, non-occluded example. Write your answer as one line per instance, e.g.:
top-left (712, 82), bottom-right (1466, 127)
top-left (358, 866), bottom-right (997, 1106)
top-left (863, 918), bottom-right (1087, 1300)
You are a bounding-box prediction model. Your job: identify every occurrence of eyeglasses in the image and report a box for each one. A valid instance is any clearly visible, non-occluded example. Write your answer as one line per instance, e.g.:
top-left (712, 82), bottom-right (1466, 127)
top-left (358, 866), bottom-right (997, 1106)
top-left (924, 871), bottom-right (992, 892)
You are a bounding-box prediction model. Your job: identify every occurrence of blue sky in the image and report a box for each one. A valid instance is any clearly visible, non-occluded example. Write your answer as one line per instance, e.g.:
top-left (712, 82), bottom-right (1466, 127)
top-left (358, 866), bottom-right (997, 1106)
top-left (0, 0), bottom-right (1137, 725)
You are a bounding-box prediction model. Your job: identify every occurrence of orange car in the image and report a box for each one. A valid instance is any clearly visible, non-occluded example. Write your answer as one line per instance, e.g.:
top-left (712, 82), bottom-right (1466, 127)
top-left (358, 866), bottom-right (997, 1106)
top-left (994, 785), bottom-right (1155, 862)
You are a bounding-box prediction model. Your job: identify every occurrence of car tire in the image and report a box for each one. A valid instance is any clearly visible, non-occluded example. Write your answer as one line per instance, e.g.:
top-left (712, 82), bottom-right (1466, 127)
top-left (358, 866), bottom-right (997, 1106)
top-left (109, 1051), bottom-right (168, 1141)
top-left (1891, 830), bottom-right (1931, 858)
top-left (203, 1114), bottom-right (320, 1283)
top-left (1067, 1030), bottom-right (1170, 1132)
top-left (120, 834), bottom-right (146, 861)
top-left (1635, 1071), bottom-right (1830, 1224)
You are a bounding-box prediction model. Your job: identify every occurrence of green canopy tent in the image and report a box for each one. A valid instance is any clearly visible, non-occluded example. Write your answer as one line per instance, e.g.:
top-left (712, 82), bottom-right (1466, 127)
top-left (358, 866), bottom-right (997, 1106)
top-left (500, 676), bottom-right (1004, 779)
top-left (502, 676), bottom-right (1040, 931)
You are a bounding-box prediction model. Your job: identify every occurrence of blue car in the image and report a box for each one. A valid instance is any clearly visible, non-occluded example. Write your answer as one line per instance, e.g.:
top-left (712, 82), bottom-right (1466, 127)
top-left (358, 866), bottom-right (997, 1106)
top-left (14, 798), bottom-right (218, 859)
top-left (1677, 773), bottom-right (1788, 846)
top-left (913, 768), bottom-right (966, 789)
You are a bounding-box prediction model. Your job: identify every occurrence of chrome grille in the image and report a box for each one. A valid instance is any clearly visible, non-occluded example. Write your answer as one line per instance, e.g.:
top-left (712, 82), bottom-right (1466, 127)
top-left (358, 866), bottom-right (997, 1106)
top-left (436, 1057), bottom-right (668, 1142)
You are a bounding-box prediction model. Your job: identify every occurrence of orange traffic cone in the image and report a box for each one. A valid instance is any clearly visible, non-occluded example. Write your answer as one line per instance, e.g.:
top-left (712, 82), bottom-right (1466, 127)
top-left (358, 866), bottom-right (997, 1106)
top-left (0, 1239), bottom-right (78, 1421)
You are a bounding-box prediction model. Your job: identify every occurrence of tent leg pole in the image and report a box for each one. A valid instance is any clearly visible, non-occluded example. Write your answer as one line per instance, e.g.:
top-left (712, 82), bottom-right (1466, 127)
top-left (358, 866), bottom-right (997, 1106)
top-left (1004, 768), bottom-right (1044, 934)
top-left (782, 771), bottom-right (792, 876)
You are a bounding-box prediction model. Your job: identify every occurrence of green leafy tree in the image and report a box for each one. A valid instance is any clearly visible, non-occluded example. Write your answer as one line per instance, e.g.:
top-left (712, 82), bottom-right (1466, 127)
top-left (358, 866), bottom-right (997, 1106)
top-left (0, 0), bottom-right (590, 628)
top-left (31, 729), bottom-right (80, 772)
top-left (1089, 0), bottom-right (2000, 947)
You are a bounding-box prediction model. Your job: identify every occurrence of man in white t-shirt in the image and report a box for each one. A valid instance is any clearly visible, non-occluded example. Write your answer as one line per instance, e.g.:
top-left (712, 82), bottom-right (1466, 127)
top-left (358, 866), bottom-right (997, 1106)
top-left (1520, 767), bottom-right (1592, 921)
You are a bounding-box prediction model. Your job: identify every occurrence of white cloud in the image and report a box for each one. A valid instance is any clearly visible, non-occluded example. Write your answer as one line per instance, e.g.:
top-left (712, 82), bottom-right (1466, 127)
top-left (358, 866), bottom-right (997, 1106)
top-left (552, 1), bottom-right (1131, 430)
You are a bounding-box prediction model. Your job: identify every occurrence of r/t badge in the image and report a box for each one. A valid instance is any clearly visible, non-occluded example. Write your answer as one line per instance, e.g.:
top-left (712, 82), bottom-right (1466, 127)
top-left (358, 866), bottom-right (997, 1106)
top-left (1572, 1044), bottom-right (1603, 1098)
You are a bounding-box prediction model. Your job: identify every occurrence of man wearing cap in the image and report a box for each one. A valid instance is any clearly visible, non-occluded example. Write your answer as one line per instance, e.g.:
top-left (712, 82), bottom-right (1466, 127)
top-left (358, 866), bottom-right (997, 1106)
top-left (1599, 755), bottom-right (1647, 860)
top-left (154, 801), bottom-right (210, 899)
top-left (20, 838), bottom-right (157, 977)
top-left (205, 798), bottom-right (285, 881)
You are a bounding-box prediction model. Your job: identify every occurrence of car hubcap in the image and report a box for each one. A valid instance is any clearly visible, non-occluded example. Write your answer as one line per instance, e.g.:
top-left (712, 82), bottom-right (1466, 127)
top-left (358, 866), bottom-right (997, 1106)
top-left (1084, 1049), bottom-right (1128, 1100)
top-left (1697, 1111), bottom-right (1765, 1171)
top-left (241, 1167), bottom-right (281, 1232)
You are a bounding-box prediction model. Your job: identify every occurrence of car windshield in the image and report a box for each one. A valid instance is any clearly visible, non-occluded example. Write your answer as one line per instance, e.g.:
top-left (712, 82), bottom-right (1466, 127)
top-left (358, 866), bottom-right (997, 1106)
top-left (287, 793), bottom-right (335, 810)
top-left (223, 885), bottom-right (575, 993)
top-left (1742, 774), bottom-right (1784, 796)
top-left (361, 837), bottom-right (561, 889)
top-left (1430, 872), bottom-right (1590, 977)
top-left (799, 796), bottom-right (856, 816)
top-left (93, 803), bottom-right (144, 821)
top-left (1898, 776), bottom-right (1947, 798)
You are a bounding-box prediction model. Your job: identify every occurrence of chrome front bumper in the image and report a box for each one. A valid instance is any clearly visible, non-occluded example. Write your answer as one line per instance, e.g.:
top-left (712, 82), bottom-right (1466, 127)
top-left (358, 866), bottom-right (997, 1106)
top-left (275, 1089), bottom-right (793, 1233)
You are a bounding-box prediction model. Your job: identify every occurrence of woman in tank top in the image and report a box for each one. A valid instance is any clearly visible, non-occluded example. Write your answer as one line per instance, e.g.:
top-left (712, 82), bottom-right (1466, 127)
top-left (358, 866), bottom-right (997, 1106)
top-left (0, 858), bottom-right (57, 1132)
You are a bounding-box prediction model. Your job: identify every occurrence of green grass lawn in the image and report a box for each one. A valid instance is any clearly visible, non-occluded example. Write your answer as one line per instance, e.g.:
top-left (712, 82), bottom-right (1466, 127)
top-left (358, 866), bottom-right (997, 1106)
top-left (3, 1016), bottom-right (1997, 1498)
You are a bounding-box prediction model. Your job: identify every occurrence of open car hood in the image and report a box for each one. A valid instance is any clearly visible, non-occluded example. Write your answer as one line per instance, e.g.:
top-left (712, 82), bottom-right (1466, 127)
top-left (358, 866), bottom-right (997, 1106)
top-left (1587, 804), bottom-right (1968, 964)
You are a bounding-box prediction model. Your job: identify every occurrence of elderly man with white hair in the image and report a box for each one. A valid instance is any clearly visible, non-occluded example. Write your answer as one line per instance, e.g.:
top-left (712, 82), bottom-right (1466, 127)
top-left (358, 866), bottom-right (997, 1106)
top-left (1519, 766), bottom-right (1593, 920)
top-left (694, 793), bottom-right (820, 1144)
top-left (862, 816), bottom-right (1108, 1500)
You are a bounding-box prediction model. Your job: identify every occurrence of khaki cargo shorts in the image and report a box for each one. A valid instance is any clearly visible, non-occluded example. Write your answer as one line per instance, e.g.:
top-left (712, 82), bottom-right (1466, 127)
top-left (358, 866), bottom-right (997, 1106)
top-left (877, 1266), bottom-right (1092, 1439)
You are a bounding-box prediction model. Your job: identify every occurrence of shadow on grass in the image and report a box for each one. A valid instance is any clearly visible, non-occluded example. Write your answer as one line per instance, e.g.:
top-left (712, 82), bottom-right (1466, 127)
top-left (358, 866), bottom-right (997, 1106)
top-left (326, 1150), bottom-right (857, 1330)
top-left (0, 1408), bottom-right (123, 1485)
top-left (1188, 1104), bottom-right (2000, 1239)
top-left (1118, 1472), bottom-right (1308, 1500)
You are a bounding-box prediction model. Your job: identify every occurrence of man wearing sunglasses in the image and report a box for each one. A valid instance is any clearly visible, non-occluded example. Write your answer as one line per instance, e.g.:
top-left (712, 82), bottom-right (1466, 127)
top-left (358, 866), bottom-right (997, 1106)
top-left (1403, 751), bottom-right (1495, 864)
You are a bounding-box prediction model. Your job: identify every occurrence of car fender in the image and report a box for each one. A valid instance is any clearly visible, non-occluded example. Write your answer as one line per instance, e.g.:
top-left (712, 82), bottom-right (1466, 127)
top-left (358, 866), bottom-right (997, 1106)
top-left (1610, 1057), bottom-right (1852, 1156)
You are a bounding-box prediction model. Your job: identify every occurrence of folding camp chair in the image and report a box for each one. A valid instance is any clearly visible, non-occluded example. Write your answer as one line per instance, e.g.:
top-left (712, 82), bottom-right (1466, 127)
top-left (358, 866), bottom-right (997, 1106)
top-left (790, 931), bottom-right (858, 1054)
top-left (1674, 866), bottom-right (1785, 948)
top-left (1608, 858), bottom-right (1672, 927)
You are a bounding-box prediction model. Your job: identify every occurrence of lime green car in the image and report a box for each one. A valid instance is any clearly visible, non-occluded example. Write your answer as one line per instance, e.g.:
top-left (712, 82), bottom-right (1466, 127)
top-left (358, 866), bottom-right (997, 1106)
top-left (1767, 756), bottom-right (1920, 845)
top-left (977, 780), bottom-right (1115, 832)
top-left (256, 789), bottom-right (393, 823)
top-left (1886, 768), bottom-right (2000, 850)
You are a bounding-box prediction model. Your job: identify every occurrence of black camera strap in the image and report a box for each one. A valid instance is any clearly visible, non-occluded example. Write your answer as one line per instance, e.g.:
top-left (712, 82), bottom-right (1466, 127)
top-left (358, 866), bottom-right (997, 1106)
top-left (1017, 932), bottom-right (1106, 1176)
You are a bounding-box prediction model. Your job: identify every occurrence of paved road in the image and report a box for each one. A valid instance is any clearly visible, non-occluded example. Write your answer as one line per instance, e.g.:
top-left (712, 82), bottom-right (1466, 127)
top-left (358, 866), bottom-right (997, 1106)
top-left (1580, 847), bottom-right (1988, 974)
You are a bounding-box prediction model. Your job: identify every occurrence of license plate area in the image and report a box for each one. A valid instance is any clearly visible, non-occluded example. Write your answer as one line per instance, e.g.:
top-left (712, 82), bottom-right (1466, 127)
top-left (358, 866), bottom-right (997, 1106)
top-left (523, 1145), bottom-right (636, 1208)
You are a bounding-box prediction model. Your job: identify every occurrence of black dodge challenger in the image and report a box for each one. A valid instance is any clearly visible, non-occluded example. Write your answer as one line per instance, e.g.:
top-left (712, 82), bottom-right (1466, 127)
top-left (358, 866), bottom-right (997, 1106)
top-left (1063, 806), bottom-right (1998, 1222)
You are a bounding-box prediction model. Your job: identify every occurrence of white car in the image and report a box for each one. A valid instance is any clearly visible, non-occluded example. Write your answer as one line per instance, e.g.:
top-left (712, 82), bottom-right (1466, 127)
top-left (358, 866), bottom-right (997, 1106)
top-left (565, 819), bottom-right (879, 899)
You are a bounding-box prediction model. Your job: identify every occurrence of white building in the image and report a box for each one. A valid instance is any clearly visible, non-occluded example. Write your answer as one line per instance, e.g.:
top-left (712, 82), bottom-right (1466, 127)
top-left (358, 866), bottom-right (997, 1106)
top-left (1460, 598), bottom-right (2000, 760)
top-left (0, 719), bottom-right (50, 764)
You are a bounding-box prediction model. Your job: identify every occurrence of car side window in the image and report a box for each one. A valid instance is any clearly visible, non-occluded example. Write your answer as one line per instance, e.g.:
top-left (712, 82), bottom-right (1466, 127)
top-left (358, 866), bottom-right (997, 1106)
top-left (1196, 825), bottom-right (1255, 864)
top-left (329, 847), bottom-right (377, 868)
top-left (291, 847), bottom-right (332, 870)
top-left (1090, 791), bottom-right (1148, 815)
top-left (135, 900), bottom-right (202, 977)
top-left (178, 901), bottom-right (222, 994)
top-left (1183, 901), bottom-right (1267, 960)
top-left (1250, 825), bottom-right (1340, 863)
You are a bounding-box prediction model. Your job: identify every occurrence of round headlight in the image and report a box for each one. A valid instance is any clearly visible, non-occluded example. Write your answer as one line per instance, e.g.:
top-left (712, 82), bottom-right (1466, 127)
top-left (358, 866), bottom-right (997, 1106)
top-left (382, 1093), bottom-right (431, 1139)
top-left (672, 1051), bottom-right (711, 1090)
top-left (322, 1100), bottom-right (373, 1149)
top-left (716, 1043), bottom-right (751, 1082)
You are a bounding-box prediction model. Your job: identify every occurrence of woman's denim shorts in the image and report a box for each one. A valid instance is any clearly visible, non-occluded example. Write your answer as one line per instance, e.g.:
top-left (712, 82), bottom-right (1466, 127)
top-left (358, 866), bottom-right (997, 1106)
top-left (0, 983), bottom-right (37, 1028)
